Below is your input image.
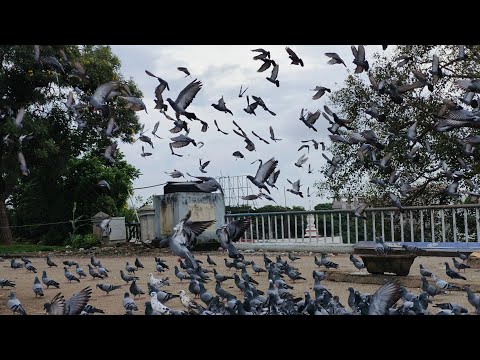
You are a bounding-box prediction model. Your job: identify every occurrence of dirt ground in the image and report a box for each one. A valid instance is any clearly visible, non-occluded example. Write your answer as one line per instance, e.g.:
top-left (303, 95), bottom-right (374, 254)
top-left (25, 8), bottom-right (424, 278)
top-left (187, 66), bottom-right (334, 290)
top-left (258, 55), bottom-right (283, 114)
top-left (1, 250), bottom-right (479, 315)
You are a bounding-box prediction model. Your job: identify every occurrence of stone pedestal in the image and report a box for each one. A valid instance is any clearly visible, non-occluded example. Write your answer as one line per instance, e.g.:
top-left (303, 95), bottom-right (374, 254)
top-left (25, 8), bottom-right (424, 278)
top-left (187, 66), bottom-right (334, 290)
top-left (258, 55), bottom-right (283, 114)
top-left (304, 214), bottom-right (318, 237)
top-left (138, 205), bottom-right (155, 242)
top-left (153, 191), bottom-right (225, 242)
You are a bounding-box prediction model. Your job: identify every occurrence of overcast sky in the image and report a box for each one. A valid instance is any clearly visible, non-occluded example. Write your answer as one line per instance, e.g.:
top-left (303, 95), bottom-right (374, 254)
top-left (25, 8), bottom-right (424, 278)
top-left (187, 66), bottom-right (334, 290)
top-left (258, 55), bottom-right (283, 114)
top-left (109, 45), bottom-right (385, 210)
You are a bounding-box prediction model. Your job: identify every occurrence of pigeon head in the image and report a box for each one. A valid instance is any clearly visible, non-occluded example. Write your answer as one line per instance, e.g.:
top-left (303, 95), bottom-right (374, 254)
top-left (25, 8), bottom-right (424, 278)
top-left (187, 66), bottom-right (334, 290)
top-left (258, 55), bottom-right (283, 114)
top-left (179, 290), bottom-right (186, 296)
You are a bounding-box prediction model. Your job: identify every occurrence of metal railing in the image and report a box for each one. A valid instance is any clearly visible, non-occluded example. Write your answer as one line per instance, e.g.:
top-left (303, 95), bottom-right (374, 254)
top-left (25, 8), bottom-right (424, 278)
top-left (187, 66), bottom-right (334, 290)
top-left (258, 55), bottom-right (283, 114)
top-left (225, 204), bottom-right (480, 245)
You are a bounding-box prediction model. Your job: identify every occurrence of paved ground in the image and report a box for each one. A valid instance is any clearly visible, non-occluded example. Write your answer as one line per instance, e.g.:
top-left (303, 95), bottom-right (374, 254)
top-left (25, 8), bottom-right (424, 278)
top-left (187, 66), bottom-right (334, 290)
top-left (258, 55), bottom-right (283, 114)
top-left (1, 250), bottom-right (478, 315)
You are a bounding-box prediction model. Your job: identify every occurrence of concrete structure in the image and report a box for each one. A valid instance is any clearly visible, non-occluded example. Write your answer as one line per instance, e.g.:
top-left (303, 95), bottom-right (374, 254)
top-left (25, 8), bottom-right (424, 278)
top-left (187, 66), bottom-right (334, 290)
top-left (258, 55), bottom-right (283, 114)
top-left (92, 211), bottom-right (126, 245)
top-left (138, 204), bottom-right (155, 242)
top-left (153, 187), bottom-right (225, 242)
top-left (304, 214), bottom-right (318, 237)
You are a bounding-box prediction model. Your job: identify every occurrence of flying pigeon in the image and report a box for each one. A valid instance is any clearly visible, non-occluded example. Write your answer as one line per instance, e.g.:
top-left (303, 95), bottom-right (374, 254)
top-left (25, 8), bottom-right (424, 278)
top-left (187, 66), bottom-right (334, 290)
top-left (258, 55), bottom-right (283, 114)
top-left (311, 86), bottom-right (331, 100)
top-left (211, 96), bottom-right (233, 115)
top-left (325, 52), bottom-right (346, 66)
top-left (287, 179), bottom-right (303, 197)
top-left (266, 64), bottom-right (280, 87)
top-left (238, 85), bottom-right (248, 97)
top-left (285, 46), bottom-right (304, 66)
top-left (247, 157), bottom-right (278, 194)
top-left (166, 79), bottom-right (202, 120)
top-left (44, 287), bottom-right (92, 315)
top-left (177, 66), bottom-right (191, 77)
top-left (214, 119), bottom-right (228, 135)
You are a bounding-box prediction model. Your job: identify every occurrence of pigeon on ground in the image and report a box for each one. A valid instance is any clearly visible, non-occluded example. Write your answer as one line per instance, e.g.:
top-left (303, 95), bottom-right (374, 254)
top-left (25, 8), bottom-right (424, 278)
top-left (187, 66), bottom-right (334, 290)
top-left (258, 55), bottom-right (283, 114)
top-left (421, 276), bottom-right (445, 297)
top-left (120, 270), bottom-right (139, 284)
top-left (123, 292), bottom-right (139, 312)
top-left (96, 283), bottom-right (121, 295)
top-left (207, 255), bottom-right (217, 266)
top-left (33, 276), bottom-right (44, 298)
top-left (75, 264), bottom-right (87, 278)
top-left (445, 262), bottom-right (467, 280)
top-left (125, 262), bottom-right (136, 274)
top-left (130, 280), bottom-right (146, 298)
top-left (24, 262), bottom-right (37, 273)
top-left (419, 264), bottom-right (433, 277)
top-left (42, 271), bottom-right (60, 289)
top-left (10, 259), bottom-right (22, 269)
top-left (0, 278), bottom-right (15, 288)
top-left (81, 304), bottom-right (105, 315)
top-left (317, 253), bottom-right (339, 269)
top-left (288, 253), bottom-right (300, 262)
top-left (464, 286), bottom-right (480, 310)
top-left (88, 264), bottom-right (104, 280)
top-left (174, 266), bottom-right (191, 281)
top-left (90, 256), bottom-right (101, 268)
top-left (8, 291), bottom-right (27, 315)
top-left (46, 256), bottom-right (57, 267)
top-left (179, 290), bottom-right (199, 311)
top-left (64, 267), bottom-right (80, 283)
top-left (150, 292), bottom-right (173, 315)
top-left (452, 258), bottom-right (471, 272)
top-left (349, 254), bottom-right (365, 271)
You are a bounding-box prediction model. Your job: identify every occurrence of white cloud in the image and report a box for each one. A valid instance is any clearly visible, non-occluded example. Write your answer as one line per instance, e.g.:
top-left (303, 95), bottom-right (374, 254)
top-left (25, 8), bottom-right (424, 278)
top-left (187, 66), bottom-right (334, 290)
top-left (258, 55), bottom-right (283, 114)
top-left (110, 45), bottom-right (384, 209)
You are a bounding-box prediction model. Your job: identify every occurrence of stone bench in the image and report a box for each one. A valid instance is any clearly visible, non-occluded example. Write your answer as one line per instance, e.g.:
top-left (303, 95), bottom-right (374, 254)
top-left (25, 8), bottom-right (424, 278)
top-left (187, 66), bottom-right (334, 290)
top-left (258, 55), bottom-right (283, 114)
top-left (353, 241), bottom-right (480, 276)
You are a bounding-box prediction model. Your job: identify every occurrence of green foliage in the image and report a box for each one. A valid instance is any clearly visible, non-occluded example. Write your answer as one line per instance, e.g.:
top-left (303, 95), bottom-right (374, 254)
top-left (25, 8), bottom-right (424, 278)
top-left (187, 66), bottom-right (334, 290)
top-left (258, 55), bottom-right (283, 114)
top-left (0, 45), bottom-right (143, 244)
top-left (316, 45), bottom-right (480, 206)
top-left (65, 232), bottom-right (99, 249)
top-left (0, 243), bottom-right (63, 255)
top-left (314, 203), bottom-right (333, 210)
top-left (119, 205), bottom-right (138, 223)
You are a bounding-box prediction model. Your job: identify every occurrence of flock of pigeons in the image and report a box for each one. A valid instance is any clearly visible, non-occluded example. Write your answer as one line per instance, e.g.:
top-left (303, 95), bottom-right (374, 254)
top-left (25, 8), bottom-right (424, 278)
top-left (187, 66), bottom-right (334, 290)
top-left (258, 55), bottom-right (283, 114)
top-left (2, 211), bottom-right (480, 315)
top-left (7, 45), bottom-right (480, 218)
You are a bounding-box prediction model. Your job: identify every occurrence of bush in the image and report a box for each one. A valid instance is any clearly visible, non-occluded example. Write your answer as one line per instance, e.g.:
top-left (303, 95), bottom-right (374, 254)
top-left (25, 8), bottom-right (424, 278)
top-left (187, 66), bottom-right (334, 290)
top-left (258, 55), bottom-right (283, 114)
top-left (65, 233), bottom-right (99, 249)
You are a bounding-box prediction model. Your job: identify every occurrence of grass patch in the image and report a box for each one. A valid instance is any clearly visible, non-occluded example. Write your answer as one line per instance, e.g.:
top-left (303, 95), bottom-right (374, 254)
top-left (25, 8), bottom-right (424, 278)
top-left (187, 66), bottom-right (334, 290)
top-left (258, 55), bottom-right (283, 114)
top-left (0, 243), bottom-right (64, 255)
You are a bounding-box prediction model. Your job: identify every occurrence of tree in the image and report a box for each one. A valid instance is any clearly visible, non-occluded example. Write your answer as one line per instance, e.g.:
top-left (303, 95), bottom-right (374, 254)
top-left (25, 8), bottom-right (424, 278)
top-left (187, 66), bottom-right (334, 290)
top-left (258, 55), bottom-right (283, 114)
top-left (316, 45), bottom-right (480, 207)
top-left (314, 203), bottom-right (332, 211)
top-left (1, 45), bottom-right (142, 244)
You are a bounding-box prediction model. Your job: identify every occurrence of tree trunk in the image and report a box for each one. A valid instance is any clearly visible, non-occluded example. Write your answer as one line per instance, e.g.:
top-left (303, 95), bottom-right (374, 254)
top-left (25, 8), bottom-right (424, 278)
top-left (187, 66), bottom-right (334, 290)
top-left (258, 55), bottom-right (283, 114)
top-left (0, 194), bottom-right (12, 244)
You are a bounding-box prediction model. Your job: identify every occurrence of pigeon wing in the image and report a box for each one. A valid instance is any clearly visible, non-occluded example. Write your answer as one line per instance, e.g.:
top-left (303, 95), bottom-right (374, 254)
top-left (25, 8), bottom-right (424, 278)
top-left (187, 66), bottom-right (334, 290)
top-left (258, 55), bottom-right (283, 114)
top-left (254, 157), bottom-right (277, 183)
top-left (368, 281), bottom-right (402, 315)
top-left (175, 79), bottom-right (203, 110)
top-left (66, 287), bottom-right (92, 315)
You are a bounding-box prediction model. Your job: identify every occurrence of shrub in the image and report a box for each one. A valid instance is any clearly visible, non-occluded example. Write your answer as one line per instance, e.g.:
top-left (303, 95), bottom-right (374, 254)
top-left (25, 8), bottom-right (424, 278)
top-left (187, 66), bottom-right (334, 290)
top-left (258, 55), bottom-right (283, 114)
top-left (65, 233), bottom-right (99, 249)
